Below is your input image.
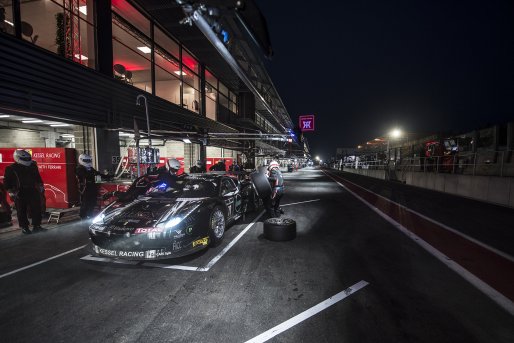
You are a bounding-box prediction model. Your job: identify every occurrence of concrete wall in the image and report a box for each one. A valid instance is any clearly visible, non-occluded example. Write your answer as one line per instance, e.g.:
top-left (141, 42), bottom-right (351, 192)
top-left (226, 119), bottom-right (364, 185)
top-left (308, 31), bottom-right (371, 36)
top-left (405, 172), bottom-right (514, 208)
top-left (0, 129), bottom-right (46, 148)
top-left (342, 167), bottom-right (387, 180)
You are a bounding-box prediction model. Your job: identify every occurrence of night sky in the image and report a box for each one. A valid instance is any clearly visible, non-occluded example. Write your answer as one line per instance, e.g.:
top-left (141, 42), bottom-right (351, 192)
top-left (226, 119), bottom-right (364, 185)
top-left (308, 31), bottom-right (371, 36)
top-left (256, 0), bottom-right (514, 160)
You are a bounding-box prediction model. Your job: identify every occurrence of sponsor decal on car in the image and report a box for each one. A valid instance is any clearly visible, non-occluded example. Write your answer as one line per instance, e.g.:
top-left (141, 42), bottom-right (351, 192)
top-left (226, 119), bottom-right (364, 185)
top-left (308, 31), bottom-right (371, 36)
top-left (186, 227), bottom-right (193, 235)
top-left (173, 241), bottom-right (182, 251)
top-left (192, 236), bottom-right (209, 248)
top-left (97, 247), bottom-right (145, 258)
top-left (173, 229), bottom-right (185, 239)
top-left (134, 227), bottom-right (164, 234)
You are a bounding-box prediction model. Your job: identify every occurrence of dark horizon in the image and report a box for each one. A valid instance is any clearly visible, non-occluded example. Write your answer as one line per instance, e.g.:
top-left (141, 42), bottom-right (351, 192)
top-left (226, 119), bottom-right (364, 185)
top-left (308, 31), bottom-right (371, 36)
top-left (257, 0), bottom-right (514, 159)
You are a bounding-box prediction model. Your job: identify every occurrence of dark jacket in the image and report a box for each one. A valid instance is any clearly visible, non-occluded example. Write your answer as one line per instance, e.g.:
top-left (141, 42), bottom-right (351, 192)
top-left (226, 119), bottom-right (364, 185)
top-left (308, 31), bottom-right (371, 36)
top-left (4, 162), bottom-right (43, 192)
top-left (76, 165), bottom-right (99, 187)
top-left (268, 168), bottom-right (284, 188)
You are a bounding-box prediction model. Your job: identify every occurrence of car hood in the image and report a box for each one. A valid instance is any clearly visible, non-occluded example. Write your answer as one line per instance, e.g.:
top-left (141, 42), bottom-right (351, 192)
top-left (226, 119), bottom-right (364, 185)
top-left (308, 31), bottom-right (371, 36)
top-left (102, 198), bottom-right (205, 229)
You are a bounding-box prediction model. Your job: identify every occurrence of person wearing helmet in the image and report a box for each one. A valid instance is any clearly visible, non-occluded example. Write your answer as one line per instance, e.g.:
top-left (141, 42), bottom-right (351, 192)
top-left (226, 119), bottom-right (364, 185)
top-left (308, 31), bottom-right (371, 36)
top-left (76, 153), bottom-right (100, 219)
top-left (3, 149), bottom-right (45, 234)
top-left (209, 159), bottom-right (226, 172)
top-left (263, 160), bottom-right (285, 218)
top-left (157, 158), bottom-right (182, 188)
top-left (189, 160), bottom-right (205, 174)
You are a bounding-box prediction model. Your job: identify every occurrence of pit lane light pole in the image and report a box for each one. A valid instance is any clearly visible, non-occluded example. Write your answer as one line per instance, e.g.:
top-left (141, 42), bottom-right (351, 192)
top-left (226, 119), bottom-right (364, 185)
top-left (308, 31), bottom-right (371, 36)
top-left (386, 128), bottom-right (402, 164)
top-left (136, 94), bottom-right (152, 177)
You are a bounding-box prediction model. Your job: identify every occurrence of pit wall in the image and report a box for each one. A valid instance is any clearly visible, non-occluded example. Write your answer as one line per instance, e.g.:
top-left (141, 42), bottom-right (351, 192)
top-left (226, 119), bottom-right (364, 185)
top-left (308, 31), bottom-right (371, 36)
top-left (341, 167), bottom-right (514, 209)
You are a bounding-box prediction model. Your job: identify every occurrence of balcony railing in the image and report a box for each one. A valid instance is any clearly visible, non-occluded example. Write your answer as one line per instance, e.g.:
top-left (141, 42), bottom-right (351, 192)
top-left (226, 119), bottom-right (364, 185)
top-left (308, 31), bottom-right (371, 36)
top-left (339, 150), bottom-right (514, 178)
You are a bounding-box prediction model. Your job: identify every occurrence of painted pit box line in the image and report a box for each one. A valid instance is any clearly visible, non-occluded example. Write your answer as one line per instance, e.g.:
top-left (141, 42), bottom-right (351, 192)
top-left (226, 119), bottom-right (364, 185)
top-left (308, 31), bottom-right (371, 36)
top-left (244, 280), bottom-right (369, 343)
top-left (80, 199), bottom-right (321, 272)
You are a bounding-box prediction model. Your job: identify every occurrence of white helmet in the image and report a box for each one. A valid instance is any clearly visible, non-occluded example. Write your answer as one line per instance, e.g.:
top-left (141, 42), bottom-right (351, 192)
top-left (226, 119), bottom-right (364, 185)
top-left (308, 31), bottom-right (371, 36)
top-left (13, 149), bottom-right (32, 166)
top-left (196, 160), bottom-right (202, 167)
top-left (79, 153), bottom-right (93, 169)
top-left (268, 160), bottom-right (280, 171)
top-left (168, 158), bottom-right (181, 172)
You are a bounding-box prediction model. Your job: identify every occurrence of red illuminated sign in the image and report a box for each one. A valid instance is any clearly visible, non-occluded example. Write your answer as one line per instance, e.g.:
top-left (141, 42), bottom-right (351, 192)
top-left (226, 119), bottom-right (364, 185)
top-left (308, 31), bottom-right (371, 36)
top-left (299, 115), bottom-right (315, 132)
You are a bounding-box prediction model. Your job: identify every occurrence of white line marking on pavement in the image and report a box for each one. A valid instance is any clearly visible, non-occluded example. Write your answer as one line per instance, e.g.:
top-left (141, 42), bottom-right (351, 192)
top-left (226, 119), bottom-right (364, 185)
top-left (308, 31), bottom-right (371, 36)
top-left (141, 262), bottom-right (200, 271)
top-left (324, 172), bottom-right (514, 316)
top-left (244, 280), bottom-right (369, 343)
top-left (201, 210), bottom-right (266, 271)
top-left (281, 199), bottom-right (321, 207)
top-left (0, 245), bottom-right (87, 279)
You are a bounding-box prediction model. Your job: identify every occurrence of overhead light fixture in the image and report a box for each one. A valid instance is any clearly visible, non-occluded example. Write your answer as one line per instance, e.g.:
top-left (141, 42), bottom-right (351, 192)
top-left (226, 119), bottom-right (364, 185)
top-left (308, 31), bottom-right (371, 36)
top-left (4, 20), bottom-right (14, 27)
top-left (74, 54), bottom-right (88, 60)
top-left (119, 132), bottom-right (134, 137)
top-left (79, 6), bottom-right (87, 15)
top-left (61, 134), bottom-right (75, 138)
top-left (22, 120), bottom-right (43, 124)
top-left (137, 46), bottom-right (151, 54)
top-left (183, 138), bottom-right (192, 144)
top-left (0, 115), bottom-right (10, 118)
top-left (50, 124), bottom-right (70, 127)
top-left (174, 70), bottom-right (187, 76)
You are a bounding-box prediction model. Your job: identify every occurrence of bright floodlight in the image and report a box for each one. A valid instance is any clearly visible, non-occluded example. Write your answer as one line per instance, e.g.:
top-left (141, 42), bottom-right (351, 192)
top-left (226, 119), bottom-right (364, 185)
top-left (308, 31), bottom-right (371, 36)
top-left (390, 129), bottom-right (402, 138)
top-left (315, 156), bottom-right (320, 160)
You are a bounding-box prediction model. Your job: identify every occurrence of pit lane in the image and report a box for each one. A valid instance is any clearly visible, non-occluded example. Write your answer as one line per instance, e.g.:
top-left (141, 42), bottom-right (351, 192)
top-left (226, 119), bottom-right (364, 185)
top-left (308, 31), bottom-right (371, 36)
top-left (0, 167), bottom-right (512, 343)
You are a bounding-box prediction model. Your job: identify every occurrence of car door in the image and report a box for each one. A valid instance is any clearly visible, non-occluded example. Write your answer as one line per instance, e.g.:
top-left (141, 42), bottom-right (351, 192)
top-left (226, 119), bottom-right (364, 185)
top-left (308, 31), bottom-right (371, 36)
top-left (220, 177), bottom-right (240, 219)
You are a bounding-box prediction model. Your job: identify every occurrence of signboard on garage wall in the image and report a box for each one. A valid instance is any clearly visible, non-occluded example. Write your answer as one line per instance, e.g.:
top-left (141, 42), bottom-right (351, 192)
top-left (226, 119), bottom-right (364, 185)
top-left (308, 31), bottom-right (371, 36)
top-left (299, 115), bottom-right (315, 132)
top-left (0, 148), bottom-right (79, 209)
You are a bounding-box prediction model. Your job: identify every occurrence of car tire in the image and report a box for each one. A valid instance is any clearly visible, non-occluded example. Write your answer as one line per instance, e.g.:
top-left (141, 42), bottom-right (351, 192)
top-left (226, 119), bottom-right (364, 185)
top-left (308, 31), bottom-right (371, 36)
top-left (263, 217), bottom-right (296, 241)
top-left (250, 172), bottom-right (271, 199)
top-left (209, 206), bottom-right (225, 247)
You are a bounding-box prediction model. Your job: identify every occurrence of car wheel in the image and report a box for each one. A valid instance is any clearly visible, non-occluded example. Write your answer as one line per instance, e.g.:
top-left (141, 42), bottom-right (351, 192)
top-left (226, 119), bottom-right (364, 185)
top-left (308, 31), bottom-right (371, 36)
top-left (250, 171), bottom-right (271, 200)
top-left (263, 217), bottom-right (296, 241)
top-left (209, 207), bottom-right (226, 247)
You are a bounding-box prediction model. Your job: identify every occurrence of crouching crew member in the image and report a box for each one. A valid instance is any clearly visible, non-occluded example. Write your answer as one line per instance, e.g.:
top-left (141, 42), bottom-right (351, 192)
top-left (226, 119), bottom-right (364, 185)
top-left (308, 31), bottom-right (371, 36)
top-left (158, 158), bottom-right (182, 188)
top-left (76, 153), bottom-right (100, 219)
top-left (4, 150), bottom-right (45, 234)
top-left (189, 160), bottom-right (206, 173)
top-left (264, 160), bottom-right (284, 218)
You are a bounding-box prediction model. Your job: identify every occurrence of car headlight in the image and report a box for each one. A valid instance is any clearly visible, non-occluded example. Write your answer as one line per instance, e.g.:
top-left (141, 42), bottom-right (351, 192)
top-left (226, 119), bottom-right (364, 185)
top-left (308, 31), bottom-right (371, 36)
top-left (92, 213), bottom-right (105, 224)
top-left (164, 217), bottom-right (183, 229)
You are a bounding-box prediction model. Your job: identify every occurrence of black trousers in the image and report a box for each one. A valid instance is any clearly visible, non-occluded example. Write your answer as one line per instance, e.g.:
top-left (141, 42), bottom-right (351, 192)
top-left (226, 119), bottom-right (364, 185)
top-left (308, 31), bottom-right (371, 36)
top-left (80, 183), bottom-right (98, 218)
top-left (15, 188), bottom-right (42, 228)
top-left (263, 187), bottom-right (284, 217)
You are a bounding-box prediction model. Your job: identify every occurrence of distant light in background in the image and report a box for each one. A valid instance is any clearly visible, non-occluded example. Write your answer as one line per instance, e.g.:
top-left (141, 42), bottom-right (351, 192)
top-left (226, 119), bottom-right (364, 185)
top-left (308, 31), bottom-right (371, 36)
top-left (137, 46), bottom-right (151, 54)
top-left (183, 138), bottom-right (192, 144)
top-left (390, 128), bottom-right (402, 138)
top-left (22, 120), bottom-right (43, 124)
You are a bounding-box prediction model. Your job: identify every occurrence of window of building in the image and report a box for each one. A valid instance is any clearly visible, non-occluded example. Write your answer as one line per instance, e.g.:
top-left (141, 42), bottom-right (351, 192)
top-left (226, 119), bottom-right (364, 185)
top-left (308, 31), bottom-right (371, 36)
top-left (19, 0), bottom-right (96, 69)
top-left (112, 14), bottom-right (151, 93)
top-left (154, 26), bottom-right (179, 60)
top-left (154, 46), bottom-right (181, 105)
top-left (0, 0), bottom-right (15, 35)
top-left (111, 0), bottom-right (149, 36)
top-left (182, 49), bottom-right (199, 75)
top-left (183, 67), bottom-right (200, 113)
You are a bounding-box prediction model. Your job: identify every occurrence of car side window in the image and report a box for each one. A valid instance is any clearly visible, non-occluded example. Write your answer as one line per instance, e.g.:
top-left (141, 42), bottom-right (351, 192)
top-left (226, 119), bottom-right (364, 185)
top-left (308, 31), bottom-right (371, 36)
top-left (221, 178), bottom-right (237, 195)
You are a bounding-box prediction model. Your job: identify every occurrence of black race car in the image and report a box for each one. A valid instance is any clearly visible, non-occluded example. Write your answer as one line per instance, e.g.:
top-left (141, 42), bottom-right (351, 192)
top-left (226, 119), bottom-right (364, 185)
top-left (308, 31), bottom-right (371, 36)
top-left (89, 173), bottom-right (259, 260)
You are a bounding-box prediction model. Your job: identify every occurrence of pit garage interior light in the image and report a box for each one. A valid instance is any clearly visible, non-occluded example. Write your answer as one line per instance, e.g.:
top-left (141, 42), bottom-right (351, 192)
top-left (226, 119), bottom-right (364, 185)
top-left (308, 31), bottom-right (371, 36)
top-left (137, 46), bottom-right (151, 54)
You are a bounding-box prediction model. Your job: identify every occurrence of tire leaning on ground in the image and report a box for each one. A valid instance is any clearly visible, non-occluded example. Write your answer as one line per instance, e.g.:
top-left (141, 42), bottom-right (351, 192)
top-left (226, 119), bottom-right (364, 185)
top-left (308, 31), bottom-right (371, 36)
top-left (250, 171), bottom-right (271, 199)
top-left (263, 217), bottom-right (296, 241)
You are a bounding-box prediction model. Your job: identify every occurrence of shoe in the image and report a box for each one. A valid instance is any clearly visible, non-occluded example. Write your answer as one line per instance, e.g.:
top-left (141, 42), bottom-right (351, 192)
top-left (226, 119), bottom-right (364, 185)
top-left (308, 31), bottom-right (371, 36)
top-left (21, 227), bottom-right (32, 234)
top-left (33, 226), bottom-right (47, 232)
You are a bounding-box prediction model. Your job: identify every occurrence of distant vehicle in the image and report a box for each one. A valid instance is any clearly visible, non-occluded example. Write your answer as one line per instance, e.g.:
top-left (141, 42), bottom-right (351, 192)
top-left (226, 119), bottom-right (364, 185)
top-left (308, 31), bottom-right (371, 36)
top-left (287, 164), bottom-right (294, 172)
top-left (89, 174), bottom-right (259, 260)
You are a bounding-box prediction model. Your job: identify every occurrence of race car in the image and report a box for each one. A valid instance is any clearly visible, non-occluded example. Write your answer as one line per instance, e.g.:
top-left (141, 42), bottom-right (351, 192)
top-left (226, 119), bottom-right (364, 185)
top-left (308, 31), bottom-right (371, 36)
top-left (88, 173), bottom-right (259, 260)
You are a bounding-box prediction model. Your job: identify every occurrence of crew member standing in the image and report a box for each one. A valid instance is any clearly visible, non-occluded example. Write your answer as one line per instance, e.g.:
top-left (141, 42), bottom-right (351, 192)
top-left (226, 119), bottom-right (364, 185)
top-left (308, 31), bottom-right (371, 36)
top-left (263, 160), bottom-right (284, 218)
top-left (189, 160), bottom-right (205, 173)
top-left (4, 150), bottom-right (45, 234)
top-left (76, 153), bottom-right (100, 219)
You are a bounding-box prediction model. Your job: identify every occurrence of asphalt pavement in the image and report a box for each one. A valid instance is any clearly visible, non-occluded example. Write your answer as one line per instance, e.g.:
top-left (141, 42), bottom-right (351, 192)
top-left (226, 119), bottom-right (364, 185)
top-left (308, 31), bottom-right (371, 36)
top-left (0, 167), bottom-right (512, 343)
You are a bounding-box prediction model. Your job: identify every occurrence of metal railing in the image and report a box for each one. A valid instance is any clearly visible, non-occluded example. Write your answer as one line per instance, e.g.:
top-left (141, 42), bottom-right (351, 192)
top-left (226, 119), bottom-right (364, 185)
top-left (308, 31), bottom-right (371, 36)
top-left (338, 150), bottom-right (514, 178)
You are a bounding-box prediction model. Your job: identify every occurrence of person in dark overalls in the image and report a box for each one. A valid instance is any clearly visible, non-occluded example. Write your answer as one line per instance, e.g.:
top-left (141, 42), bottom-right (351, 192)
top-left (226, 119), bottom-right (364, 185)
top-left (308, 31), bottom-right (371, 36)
top-left (76, 153), bottom-right (100, 219)
top-left (4, 150), bottom-right (45, 234)
top-left (189, 160), bottom-right (205, 173)
top-left (263, 160), bottom-right (284, 218)
top-left (157, 158), bottom-right (182, 189)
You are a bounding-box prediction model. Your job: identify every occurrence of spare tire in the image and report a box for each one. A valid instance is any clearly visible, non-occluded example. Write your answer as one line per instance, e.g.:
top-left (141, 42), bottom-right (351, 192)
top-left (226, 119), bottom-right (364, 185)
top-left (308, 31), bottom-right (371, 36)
top-left (263, 217), bottom-right (296, 241)
top-left (250, 171), bottom-right (271, 199)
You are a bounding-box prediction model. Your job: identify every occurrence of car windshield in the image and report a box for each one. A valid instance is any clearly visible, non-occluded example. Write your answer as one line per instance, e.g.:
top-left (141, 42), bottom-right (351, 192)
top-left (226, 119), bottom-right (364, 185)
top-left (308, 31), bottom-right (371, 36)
top-left (180, 178), bottom-right (218, 198)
